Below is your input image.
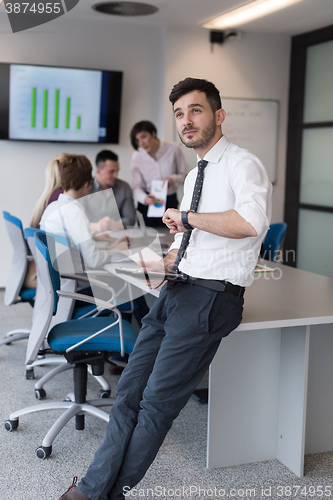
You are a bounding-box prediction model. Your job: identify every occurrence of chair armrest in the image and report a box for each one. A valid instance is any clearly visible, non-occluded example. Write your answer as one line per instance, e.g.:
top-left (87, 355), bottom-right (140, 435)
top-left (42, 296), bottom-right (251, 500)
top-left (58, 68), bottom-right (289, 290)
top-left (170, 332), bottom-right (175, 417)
top-left (56, 290), bottom-right (115, 310)
top-left (60, 273), bottom-right (110, 290)
top-left (85, 270), bottom-right (110, 277)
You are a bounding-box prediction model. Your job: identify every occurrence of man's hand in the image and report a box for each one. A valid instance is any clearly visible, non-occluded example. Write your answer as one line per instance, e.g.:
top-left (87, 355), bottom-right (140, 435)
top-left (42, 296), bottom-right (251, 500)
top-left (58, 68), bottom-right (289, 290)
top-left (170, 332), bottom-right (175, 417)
top-left (137, 259), bottom-right (165, 273)
top-left (94, 216), bottom-right (112, 232)
top-left (108, 236), bottom-right (131, 251)
top-left (162, 209), bottom-right (186, 234)
top-left (136, 249), bottom-right (178, 289)
top-left (136, 259), bottom-right (165, 289)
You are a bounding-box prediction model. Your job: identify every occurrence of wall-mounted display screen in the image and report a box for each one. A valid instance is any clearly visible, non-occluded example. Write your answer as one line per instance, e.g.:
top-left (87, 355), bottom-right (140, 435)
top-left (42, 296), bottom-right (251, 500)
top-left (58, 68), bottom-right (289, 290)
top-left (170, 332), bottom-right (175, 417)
top-left (0, 63), bottom-right (122, 144)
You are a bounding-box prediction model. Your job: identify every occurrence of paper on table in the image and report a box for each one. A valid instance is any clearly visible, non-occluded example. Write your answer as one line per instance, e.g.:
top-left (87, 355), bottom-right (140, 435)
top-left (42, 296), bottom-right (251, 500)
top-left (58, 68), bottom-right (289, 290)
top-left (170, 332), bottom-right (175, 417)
top-left (128, 247), bottom-right (162, 264)
top-left (147, 180), bottom-right (168, 218)
top-left (255, 264), bottom-right (279, 272)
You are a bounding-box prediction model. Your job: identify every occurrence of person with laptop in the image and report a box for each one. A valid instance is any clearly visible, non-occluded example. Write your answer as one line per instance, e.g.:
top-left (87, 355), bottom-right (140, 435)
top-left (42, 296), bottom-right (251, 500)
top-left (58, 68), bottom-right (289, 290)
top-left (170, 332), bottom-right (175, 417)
top-left (57, 77), bottom-right (272, 500)
top-left (80, 149), bottom-right (136, 233)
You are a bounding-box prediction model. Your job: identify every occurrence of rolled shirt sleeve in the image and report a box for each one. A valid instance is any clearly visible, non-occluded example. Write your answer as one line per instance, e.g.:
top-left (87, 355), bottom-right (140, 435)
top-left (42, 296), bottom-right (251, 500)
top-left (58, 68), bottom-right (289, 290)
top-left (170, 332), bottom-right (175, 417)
top-left (231, 154), bottom-right (272, 239)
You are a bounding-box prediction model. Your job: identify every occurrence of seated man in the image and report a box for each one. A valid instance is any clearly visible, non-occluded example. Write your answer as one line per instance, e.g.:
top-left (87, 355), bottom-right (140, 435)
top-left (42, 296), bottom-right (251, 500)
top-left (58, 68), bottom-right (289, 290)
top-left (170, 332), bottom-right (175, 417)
top-left (41, 154), bottom-right (151, 328)
top-left (80, 150), bottom-right (136, 232)
top-left (40, 154), bottom-right (129, 273)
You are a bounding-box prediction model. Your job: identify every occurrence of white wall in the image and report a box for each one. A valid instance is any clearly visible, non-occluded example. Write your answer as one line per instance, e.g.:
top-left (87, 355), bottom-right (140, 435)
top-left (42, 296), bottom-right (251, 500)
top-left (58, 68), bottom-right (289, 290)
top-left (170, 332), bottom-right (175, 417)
top-left (0, 16), bottom-right (166, 286)
top-left (0, 17), bottom-right (291, 286)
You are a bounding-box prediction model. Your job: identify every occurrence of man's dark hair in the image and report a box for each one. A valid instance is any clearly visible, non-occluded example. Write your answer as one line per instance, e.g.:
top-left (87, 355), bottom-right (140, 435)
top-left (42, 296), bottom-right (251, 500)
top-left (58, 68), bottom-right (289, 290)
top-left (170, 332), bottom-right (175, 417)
top-left (130, 121), bottom-right (157, 150)
top-left (95, 150), bottom-right (118, 167)
top-left (169, 77), bottom-right (222, 113)
top-left (60, 155), bottom-right (92, 192)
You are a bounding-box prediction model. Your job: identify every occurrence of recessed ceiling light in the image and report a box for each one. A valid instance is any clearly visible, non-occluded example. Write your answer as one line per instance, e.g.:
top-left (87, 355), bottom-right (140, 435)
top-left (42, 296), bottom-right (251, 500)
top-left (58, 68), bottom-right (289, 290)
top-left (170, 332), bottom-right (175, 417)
top-left (203, 0), bottom-right (304, 30)
top-left (92, 2), bottom-right (159, 17)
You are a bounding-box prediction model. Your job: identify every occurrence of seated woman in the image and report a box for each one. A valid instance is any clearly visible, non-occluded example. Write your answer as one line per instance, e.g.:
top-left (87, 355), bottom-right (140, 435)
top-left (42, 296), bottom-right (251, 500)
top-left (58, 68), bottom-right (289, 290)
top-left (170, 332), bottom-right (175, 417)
top-left (40, 154), bottom-right (149, 333)
top-left (30, 152), bottom-right (69, 229)
top-left (40, 154), bottom-right (128, 273)
top-left (130, 120), bottom-right (186, 227)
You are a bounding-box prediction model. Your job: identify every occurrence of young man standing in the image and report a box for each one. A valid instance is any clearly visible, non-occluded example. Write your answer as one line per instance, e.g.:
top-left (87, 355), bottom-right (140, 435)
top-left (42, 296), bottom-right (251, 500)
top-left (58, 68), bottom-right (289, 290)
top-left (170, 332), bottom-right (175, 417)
top-left (58, 77), bottom-right (272, 500)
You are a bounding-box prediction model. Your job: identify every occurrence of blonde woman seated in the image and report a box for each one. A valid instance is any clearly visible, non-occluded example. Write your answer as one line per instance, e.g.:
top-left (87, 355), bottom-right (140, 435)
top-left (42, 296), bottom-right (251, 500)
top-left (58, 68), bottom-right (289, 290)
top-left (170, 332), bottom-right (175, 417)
top-left (30, 152), bottom-right (69, 229)
top-left (23, 153), bottom-right (69, 288)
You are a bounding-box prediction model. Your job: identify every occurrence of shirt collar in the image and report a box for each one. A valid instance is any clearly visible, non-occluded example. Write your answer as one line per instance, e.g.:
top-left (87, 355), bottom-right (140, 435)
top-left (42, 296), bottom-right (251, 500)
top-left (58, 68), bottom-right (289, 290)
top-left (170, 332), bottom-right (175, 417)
top-left (197, 135), bottom-right (230, 165)
top-left (93, 177), bottom-right (102, 191)
top-left (59, 193), bottom-right (76, 202)
top-left (93, 177), bottom-right (118, 191)
top-left (138, 140), bottom-right (164, 158)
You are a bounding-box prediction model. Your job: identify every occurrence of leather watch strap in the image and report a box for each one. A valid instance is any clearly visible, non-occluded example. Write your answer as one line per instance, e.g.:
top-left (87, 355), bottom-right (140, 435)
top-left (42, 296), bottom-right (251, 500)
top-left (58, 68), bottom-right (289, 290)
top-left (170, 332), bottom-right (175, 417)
top-left (181, 210), bottom-right (194, 231)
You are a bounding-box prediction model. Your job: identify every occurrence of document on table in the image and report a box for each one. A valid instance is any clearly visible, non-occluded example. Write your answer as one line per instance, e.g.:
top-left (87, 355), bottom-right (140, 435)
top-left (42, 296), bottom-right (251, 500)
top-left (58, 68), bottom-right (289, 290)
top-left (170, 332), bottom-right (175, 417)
top-left (255, 263), bottom-right (278, 272)
top-left (147, 180), bottom-right (168, 218)
top-left (127, 246), bottom-right (162, 264)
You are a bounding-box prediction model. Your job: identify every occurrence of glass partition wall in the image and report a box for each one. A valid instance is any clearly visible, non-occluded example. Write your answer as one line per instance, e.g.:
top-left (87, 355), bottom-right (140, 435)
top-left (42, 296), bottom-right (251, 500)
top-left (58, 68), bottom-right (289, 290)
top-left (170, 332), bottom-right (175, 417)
top-left (284, 25), bottom-right (333, 278)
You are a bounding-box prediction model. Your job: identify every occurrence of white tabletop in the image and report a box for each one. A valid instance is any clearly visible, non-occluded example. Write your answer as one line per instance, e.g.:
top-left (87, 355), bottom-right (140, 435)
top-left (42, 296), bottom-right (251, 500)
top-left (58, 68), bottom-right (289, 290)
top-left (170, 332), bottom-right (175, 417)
top-left (239, 261), bottom-right (333, 331)
top-left (105, 259), bottom-right (333, 330)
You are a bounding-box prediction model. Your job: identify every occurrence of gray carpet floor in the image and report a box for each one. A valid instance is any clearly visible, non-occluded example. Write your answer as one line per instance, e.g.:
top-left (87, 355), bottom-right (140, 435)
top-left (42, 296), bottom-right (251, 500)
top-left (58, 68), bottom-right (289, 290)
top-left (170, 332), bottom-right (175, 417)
top-left (1, 290), bottom-right (333, 500)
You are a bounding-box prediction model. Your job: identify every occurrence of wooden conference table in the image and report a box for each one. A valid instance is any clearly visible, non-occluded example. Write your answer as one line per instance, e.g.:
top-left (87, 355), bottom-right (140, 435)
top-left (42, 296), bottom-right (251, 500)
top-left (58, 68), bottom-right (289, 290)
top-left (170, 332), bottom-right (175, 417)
top-left (104, 259), bottom-right (333, 477)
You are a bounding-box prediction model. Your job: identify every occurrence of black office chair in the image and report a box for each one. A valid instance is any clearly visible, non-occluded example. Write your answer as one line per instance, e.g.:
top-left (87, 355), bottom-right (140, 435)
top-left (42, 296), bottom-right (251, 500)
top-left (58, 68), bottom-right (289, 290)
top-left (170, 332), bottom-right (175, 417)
top-left (5, 231), bottom-right (138, 458)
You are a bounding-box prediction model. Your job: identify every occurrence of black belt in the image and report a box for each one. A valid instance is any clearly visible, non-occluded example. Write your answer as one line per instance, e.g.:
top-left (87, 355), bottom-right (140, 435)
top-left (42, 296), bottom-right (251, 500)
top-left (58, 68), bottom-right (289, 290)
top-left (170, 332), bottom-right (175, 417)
top-left (166, 273), bottom-right (245, 299)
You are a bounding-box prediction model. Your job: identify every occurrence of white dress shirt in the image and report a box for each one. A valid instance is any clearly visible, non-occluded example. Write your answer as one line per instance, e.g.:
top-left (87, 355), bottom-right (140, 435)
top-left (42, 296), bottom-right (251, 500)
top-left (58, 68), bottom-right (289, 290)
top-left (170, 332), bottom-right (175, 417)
top-left (40, 194), bottom-right (118, 272)
top-left (169, 135), bottom-right (272, 287)
top-left (130, 141), bottom-right (186, 205)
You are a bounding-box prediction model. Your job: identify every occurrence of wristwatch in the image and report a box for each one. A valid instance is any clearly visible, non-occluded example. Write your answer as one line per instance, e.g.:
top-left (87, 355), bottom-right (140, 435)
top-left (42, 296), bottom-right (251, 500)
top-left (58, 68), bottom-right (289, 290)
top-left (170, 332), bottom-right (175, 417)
top-left (181, 210), bottom-right (194, 231)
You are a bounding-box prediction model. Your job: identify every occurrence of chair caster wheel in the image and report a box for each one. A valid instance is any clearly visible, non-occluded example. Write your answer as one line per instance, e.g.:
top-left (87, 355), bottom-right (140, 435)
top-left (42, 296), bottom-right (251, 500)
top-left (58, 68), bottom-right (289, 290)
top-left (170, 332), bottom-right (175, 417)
top-left (25, 369), bottom-right (34, 380)
top-left (4, 419), bottom-right (19, 431)
top-left (98, 389), bottom-right (111, 398)
top-left (36, 445), bottom-right (52, 459)
top-left (35, 388), bottom-right (46, 400)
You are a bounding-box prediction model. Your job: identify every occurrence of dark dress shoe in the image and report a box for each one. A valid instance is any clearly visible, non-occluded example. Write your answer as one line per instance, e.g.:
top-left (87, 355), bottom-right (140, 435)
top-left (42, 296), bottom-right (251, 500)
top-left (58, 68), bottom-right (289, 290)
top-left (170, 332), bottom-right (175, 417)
top-left (58, 477), bottom-right (90, 499)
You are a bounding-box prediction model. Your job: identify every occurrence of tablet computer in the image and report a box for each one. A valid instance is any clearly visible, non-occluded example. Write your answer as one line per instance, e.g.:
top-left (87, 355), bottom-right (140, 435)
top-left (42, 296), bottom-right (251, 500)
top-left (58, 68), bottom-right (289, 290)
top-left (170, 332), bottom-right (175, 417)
top-left (115, 267), bottom-right (176, 280)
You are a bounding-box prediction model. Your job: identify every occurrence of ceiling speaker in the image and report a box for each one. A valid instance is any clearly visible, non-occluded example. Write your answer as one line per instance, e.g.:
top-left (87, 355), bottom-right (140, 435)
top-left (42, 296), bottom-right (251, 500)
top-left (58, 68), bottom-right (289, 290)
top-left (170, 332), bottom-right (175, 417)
top-left (93, 2), bottom-right (159, 16)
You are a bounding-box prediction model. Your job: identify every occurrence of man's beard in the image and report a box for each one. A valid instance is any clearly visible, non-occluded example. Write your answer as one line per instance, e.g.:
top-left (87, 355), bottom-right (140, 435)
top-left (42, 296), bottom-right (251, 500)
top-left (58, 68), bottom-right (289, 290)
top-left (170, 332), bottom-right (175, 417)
top-left (178, 117), bottom-right (216, 149)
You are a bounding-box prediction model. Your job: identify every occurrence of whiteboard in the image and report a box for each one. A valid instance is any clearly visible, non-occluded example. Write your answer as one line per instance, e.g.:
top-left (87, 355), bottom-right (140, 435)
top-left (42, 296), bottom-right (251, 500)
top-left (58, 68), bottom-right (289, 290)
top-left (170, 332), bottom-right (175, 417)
top-left (222, 98), bottom-right (279, 183)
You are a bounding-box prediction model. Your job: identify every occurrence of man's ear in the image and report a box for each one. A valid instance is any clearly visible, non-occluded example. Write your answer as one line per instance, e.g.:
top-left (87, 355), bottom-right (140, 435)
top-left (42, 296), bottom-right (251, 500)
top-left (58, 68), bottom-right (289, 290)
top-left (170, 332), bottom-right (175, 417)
top-left (216, 108), bottom-right (226, 126)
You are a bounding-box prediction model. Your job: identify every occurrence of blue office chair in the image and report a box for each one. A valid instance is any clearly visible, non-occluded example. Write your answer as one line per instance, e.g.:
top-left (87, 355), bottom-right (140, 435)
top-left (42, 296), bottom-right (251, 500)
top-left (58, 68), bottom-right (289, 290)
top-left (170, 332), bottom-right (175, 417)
top-left (4, 231), bottom-right (138, 458)
top-left (0, 212), bottom-right (36, 346)
top-left (262, 222), bottom-right (287, 262)
top-left (25, 230), bottom-right (118, 399)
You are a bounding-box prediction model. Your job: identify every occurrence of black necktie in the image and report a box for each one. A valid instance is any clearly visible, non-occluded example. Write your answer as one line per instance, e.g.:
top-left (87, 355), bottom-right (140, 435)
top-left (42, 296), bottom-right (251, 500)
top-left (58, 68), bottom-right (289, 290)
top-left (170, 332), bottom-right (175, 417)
top-left (171, 159), bottom-right (208, 274)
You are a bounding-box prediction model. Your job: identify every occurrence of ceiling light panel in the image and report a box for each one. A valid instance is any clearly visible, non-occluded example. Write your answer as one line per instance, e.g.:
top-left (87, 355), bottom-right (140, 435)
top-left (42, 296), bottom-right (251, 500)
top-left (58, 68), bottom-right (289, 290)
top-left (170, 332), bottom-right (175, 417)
top-left (203, 0), bottom-right (304, 30)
